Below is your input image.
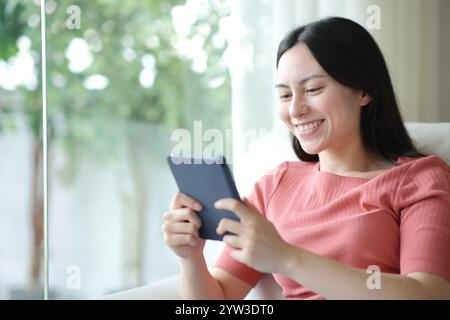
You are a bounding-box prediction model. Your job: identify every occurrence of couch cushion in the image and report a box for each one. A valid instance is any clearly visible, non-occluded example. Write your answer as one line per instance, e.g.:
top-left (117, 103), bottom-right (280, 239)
top-left (405, 122), bottom-right (450, 164)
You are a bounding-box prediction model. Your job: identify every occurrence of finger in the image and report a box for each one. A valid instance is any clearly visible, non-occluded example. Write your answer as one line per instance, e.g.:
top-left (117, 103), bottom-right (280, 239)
top-left (164, 233), bottom-right (199, 247)
top-left (216, 218), bottom-right (242, 236)
top-left (170, 192), bottom-right (203, 211)
top-left (223, 235), bottom-right (242, 249)
top-left (164, 208), bottom-right (202, 229)
top-left (162, 221), bottom-right (199, 236)
top-left (229, 248), bottom-right (246, 264)
top-left (214, 198), bottom-right (250, 219)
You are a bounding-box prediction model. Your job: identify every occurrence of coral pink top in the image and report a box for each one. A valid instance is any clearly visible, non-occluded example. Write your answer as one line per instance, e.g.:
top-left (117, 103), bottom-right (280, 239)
top-left (213, 155), bottom-right (450, 299)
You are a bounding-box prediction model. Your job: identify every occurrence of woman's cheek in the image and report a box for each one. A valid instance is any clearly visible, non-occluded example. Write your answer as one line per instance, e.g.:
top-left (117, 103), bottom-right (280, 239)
top-left (278, 103), bottom-right (291, 125)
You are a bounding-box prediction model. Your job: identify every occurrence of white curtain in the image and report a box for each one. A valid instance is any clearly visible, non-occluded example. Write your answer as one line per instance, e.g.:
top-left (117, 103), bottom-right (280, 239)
top-left (227, 0), bottom-right (449, 169)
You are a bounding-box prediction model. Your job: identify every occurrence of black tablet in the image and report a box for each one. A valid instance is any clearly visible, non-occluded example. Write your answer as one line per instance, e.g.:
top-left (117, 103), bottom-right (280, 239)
top-left (167, 154), bottom-right (241, 241)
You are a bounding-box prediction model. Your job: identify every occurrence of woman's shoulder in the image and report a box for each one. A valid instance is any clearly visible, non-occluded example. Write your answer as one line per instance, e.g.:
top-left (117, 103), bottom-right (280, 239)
top-left (257, 160), bottom-right (316, 186)
top-left (397, 155), bottom-right (450, 174)
top-left (395, 155), bottom-right (450, 190)
top-left (264, 160), bottom-right (317, 176)
top-left (394, 155), bottom-right (450, 211)
top-left (251, 161), bottom-right (316, 209)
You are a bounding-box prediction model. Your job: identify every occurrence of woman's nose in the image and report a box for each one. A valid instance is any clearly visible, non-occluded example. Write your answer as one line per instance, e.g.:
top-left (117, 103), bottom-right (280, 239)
top-left (289, 98), bottom-right (308, 118)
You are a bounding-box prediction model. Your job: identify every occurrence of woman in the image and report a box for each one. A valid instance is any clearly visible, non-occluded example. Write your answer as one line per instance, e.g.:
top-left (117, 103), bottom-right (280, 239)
top-left (162, 17), bottom-right (450, 299)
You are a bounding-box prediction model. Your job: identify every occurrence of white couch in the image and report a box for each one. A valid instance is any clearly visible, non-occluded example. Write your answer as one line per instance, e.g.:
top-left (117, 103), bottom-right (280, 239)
top-left (104, 122), bottom-right (450, 300)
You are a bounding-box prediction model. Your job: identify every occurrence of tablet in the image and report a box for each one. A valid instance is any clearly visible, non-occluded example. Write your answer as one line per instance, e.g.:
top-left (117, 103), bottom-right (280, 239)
top-left (167, 154), bottom-right (241, 241)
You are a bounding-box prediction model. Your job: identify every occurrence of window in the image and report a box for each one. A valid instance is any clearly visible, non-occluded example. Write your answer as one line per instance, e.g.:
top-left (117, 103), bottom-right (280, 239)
top-left (0, 0), bottom-right (231, 299)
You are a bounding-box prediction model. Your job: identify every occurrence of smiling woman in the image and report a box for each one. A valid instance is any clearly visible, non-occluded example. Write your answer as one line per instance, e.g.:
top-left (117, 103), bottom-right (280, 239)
top-left (162, 16), bottom-right (450, 300)
top-left (275, 17), bottom-right (424, 170)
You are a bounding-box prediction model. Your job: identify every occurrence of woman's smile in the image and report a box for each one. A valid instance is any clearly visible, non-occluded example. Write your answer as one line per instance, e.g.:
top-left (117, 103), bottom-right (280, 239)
top-left (294, 119), bottom-right (325, 138)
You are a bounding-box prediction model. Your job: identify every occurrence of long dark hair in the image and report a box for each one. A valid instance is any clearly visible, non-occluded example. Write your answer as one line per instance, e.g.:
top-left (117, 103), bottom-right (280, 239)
top-left (276, 17), bottom-right (424, 163)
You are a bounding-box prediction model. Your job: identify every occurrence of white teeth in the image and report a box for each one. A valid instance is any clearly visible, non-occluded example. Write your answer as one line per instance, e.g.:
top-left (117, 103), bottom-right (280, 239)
top-left (296, 120), bottom-right (323, 133)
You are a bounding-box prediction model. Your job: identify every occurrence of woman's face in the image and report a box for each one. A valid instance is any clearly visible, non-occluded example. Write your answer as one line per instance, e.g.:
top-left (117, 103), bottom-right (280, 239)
top-left (276, 44), bottom-right (370, 155)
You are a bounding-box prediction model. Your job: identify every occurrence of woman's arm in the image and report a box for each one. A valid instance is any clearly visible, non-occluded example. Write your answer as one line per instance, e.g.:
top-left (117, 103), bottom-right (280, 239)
top-left (281, 244), bottom-right (450, 300)
top-left (180, 256), bottom-right (254, 300)
top-left (215, 197), bottom-right (450, 300)
top-left (180, 256), bottom-right (225, 299)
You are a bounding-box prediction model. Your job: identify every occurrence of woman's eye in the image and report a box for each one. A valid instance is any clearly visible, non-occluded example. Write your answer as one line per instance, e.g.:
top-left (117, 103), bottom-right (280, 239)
top-left (279, 94), bottom-right (291, 101)
top-left (306, 87), bottom-right (322, 94)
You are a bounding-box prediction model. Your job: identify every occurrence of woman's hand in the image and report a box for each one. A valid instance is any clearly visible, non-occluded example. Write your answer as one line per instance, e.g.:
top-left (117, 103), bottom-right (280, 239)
top-left (214, 197), bottom-right (293, 274)
top-left (162, 192), bottom-right (206, 261)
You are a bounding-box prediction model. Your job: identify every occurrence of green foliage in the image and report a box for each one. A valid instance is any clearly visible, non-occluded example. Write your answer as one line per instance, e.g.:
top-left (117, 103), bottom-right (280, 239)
top-left (45, 0), bottom-right (231, 165)
top-left (0, 0), bottom-right (25, 60)
top-left (0, 0), bottom-right (30, 135)
top-left (46, 0), bottom-right (230, 121)
top-left (2, 0), bottom-right (232, 182)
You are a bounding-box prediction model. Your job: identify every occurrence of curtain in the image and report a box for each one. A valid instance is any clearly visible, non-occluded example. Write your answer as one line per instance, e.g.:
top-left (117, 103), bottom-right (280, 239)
top-left (227, 0), bottom-right (448, 169)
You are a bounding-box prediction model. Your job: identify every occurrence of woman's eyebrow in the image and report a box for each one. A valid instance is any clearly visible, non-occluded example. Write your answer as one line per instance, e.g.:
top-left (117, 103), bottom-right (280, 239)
top-left (275, 74), bottom-right (326, 88)
top-left (300, 74), bottom-right (325, 84)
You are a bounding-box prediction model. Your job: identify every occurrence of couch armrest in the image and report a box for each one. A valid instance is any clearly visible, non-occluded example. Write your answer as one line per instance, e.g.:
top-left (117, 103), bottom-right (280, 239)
top-left (103, 274), bottom-right (182, 300)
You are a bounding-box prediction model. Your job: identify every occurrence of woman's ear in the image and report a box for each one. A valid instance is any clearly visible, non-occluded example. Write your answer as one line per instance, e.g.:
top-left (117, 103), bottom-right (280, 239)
top-left (360, 92), bottom-right (372, 107)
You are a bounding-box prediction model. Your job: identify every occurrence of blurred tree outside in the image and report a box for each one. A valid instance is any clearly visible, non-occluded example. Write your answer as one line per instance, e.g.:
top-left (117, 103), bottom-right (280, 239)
top-left (0, 0), bottom-right (25, 61)
top-left (1, 0), bottom-right (232, 294)
top-left (0, 0), bottom-right (29, 135)
top-left (0, 0), bottom-right (43, 297)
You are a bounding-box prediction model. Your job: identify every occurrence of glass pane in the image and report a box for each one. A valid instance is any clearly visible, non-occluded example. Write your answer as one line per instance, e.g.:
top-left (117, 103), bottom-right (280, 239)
top-left (0, 0), bottom-right (43, 300)
top-left (45, 0), bottom-right (231, 299)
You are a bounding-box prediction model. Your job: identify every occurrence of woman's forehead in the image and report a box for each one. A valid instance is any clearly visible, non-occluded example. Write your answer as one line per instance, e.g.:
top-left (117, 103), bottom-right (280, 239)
top-left (277, 44), bottom-right (324, 80)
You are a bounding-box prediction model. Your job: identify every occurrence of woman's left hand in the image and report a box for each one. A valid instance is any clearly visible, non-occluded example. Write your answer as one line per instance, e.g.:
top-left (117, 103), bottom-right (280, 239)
top-left (215, 197), bottom-right (293, 274)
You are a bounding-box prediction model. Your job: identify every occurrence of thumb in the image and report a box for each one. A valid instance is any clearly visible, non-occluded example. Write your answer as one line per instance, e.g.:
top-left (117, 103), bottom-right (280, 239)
top-left (242, 196), bottom-right (252, 207)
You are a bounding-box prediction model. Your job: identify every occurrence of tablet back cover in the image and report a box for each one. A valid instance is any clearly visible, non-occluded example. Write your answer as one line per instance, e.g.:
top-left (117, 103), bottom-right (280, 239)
top-left (167, 155), bottom-right (241, 241)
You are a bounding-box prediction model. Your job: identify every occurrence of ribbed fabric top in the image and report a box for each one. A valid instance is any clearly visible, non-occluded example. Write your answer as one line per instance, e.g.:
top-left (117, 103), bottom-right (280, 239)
top-left (213, 155), bottom-right (450, 300)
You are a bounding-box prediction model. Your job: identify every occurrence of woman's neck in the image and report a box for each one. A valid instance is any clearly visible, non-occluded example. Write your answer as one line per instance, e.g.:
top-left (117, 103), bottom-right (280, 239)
top-left (318, 139), bottom-right (395, 177)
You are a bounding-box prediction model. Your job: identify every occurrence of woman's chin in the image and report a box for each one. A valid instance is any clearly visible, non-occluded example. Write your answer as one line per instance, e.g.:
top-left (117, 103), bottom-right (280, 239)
top-left (304, 150), bottom-right (320, 156)
top-left (297, 137), bottom-right (320, 154)
top-left (299, 142), bottom-right (323, 155)
top-left (293, 133), bottom-right (326, 155)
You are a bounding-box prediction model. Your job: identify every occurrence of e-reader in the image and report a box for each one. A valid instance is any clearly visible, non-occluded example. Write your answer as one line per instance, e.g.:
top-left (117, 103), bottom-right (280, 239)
top-left (167, 154), bottom-right (241, 241)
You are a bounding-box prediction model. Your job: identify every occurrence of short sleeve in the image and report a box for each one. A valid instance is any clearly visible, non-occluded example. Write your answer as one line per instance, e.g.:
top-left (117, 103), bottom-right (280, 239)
top-left (396, 156), bottom-right (450, 282)
top-left (212, 162), bottom-right (289, 287)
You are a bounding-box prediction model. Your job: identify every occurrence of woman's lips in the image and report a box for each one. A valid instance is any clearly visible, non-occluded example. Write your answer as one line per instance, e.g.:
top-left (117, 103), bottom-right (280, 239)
top-left (295, 119), bottom-right (325, 138)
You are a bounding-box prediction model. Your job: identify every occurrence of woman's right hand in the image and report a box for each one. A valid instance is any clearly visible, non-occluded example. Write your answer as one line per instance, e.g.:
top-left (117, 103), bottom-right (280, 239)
top-left (162, 192), bottom-right (206, 260)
